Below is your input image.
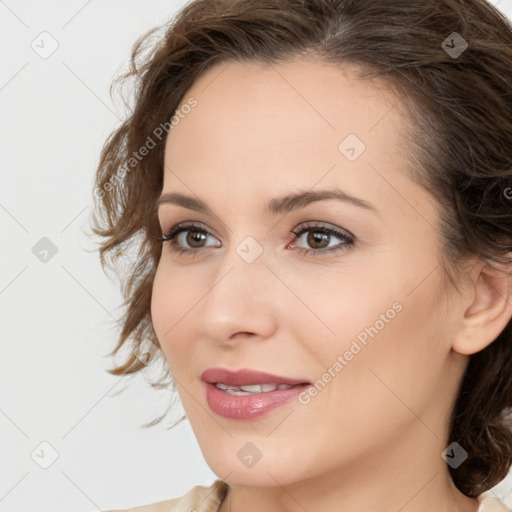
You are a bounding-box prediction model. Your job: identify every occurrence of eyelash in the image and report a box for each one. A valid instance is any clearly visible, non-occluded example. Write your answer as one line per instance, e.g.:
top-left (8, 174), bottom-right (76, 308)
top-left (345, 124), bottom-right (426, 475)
top-left (158, 221), bottom-right (355, 258)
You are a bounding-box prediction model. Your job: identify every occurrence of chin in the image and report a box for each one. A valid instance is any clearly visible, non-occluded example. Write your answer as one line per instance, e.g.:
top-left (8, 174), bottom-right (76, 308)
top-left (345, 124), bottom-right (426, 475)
top-left (211, 465), bottom-right (292, 488)
top-left (203, 446), bottom-right (308, 488)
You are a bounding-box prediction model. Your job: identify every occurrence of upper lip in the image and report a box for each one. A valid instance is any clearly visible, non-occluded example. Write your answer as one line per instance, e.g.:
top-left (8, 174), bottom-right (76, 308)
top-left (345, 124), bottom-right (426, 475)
top-left (201, 368), bottom-right (310, 387)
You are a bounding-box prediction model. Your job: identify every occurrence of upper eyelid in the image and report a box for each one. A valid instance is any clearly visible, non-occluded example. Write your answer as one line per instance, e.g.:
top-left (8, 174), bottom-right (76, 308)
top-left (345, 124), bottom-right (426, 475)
top-left (161, 220), bottom-right (346, 232)
top-left (162, 221), bottom-right (220, 238)
top-left (292, 221), bottom-right (353, 237)
top-left (162, 221), bottom-right (354, 243)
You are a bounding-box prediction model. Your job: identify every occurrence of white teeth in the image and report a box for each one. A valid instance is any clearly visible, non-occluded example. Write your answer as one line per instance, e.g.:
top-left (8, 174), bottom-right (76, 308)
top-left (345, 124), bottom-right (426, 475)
top-left (240, 384), bottom-right (265, 393)
top-left (226, 389), bottom-right (255, 396)
top-left (214, 382), bottom-right (295, 395)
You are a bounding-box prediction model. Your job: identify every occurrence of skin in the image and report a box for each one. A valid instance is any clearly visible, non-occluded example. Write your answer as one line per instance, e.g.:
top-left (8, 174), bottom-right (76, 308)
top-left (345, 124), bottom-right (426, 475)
top-left (150, 57), bottom-right (512, 512)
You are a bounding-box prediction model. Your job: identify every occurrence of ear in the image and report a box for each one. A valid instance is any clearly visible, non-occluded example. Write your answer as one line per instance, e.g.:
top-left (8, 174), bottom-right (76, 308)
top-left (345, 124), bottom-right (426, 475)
top-left (452, 260), bottom-right (512, 356)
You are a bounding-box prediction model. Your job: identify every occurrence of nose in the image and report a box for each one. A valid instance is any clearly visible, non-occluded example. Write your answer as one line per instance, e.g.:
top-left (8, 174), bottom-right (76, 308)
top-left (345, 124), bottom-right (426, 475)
top-left (196, 245), bottom-right (278, 347)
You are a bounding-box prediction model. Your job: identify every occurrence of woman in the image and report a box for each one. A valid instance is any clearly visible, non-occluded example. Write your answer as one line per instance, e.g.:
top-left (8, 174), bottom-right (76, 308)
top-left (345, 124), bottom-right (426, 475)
top-left (91, 0), bottom-right (512, 510)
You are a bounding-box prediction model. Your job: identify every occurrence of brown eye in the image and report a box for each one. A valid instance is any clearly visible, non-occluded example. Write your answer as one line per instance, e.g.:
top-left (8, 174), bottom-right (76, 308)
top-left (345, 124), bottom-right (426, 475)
top-left (186, 230), bottom-right (208, 248)
top-left (160, 222), bottom-right (221, 255)
top-left (306, 230), bottom-right (330, 249)
top-left (290, 223), bottom-right (355, 256)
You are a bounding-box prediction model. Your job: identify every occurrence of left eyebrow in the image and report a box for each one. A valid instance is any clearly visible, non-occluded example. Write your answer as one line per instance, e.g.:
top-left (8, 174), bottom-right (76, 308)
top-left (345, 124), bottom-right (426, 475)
top-left (154, 188), bottom-right (378, 216)
top-left (265, 188), bottom-right (378, 215)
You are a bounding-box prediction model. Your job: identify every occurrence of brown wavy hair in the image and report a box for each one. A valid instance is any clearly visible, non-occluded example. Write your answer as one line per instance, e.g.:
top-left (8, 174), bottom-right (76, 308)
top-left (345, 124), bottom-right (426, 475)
top-left (89, 0), bottom-right (512, 498)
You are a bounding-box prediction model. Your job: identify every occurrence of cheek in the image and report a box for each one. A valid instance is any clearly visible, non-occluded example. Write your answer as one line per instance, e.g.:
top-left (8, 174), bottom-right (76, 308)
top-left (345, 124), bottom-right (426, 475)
top-left (315, 269), bottom-right (450, 437)
top-left (150, 262), bottom-right (197, 370)
top-left (299, 250), bottom-right (449, 402)
top-left (147, 245), bottom-right (452, 483)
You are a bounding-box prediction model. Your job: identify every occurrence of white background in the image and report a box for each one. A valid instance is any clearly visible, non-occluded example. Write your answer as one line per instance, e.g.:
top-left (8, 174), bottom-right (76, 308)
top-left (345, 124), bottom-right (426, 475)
top-left (1, 1), bottom-right (512, 510)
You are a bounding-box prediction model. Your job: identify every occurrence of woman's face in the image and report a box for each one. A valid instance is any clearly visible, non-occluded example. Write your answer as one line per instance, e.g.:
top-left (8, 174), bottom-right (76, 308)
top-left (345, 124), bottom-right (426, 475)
top-left (151, 57), bottom-right (469, 488)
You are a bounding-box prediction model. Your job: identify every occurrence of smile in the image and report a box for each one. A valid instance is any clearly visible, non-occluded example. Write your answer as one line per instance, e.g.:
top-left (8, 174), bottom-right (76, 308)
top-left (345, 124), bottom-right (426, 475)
top-left (214, 382), bottom-right (297, 395)
top-left (201, 368), bottom-right (311, 419)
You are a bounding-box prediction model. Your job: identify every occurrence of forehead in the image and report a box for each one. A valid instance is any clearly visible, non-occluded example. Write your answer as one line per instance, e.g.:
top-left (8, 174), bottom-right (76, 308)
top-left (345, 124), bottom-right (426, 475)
top-left (162, 57), bottom-right (437, 226)
top-left (167, 57), bottom-right (401, 153)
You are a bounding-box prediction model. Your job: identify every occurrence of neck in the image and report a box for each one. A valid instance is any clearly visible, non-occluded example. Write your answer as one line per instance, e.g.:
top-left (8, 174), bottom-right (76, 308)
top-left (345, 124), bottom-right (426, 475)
top-left (220, 469), bottom-right (479, 512)
top-left (218, 424), bottom-right (480, 512)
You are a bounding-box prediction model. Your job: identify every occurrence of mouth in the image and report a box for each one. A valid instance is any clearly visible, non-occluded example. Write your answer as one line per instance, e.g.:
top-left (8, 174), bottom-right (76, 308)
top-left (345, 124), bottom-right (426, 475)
top-left (201, 367), bottom-right (309, 387)
top-left (201, 367), bottom-right (311, 420)
top-left (213, 382), bottom-right (300, 395)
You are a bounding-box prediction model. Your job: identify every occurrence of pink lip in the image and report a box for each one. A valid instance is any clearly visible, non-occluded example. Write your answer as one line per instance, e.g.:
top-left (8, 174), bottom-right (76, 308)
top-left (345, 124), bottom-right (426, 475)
top-left (201, 367), bottom-right (308, 387)
top-left (201, 368), bottom-right (311, 420)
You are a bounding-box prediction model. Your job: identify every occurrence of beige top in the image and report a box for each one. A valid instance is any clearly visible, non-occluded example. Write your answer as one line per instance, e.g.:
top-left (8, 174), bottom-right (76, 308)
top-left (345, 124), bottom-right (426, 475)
top-left (105, 479), bottom-right (510, 512)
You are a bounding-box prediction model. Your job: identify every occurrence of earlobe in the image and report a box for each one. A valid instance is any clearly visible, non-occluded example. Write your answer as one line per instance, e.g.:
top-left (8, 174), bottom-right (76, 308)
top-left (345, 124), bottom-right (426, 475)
top-left (452, 261), bottom-right (512, 356)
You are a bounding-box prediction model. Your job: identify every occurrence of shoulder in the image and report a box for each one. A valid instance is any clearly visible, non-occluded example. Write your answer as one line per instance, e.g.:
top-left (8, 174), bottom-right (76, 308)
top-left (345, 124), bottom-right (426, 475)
top-left (104, 479), bottom-right (229, 512)
top-left (104, 481), bottom-right (510, 512)
top-left (477, 492), bottom-right (511, 512)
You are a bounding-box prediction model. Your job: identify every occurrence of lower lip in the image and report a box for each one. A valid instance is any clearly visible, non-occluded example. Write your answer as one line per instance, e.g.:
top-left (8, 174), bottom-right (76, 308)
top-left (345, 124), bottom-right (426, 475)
top-left (204, 382), bottom-right (310, 420)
